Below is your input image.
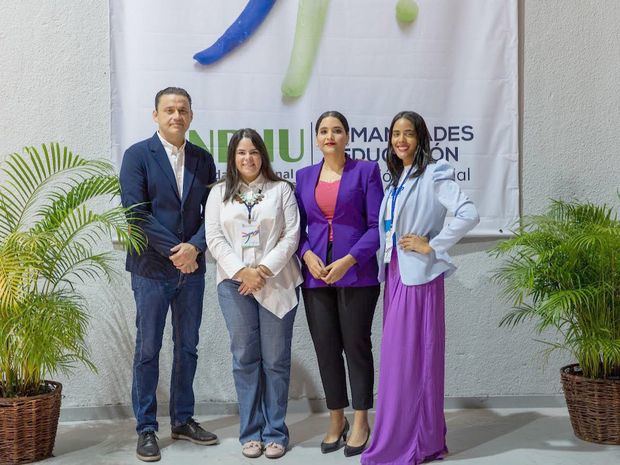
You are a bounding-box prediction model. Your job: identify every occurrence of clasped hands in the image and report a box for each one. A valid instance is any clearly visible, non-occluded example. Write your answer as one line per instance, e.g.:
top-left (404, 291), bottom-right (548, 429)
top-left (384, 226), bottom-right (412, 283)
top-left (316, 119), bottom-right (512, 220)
top-left (233, 265), bottom-right (274, 296)
top-left (303, 251), bottom-right (357, 284)
top-left (303, 234), bottom-right (433, 283)
top-left (170, 242), bottom-right (199, 273)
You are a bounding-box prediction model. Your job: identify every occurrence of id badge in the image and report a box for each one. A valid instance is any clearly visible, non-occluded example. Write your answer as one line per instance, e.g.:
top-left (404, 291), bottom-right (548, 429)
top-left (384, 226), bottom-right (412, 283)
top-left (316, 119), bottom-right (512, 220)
top-left (241, 223), bottom-right (260, 248)
top-left (384, 229), bottom-right (394, 263)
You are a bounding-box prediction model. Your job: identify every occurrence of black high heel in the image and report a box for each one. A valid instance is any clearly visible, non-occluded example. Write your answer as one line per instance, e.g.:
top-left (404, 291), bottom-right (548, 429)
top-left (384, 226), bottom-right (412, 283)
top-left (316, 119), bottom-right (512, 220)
top-left (320, 417), bottom-right (349, 454)
top-left (343, 428), bottom-right (370, 457)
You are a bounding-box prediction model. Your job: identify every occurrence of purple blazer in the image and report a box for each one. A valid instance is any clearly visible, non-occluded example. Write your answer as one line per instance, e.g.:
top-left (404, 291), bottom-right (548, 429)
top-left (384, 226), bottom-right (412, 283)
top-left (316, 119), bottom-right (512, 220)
top-left (295, 157), bottom-right (383, 288)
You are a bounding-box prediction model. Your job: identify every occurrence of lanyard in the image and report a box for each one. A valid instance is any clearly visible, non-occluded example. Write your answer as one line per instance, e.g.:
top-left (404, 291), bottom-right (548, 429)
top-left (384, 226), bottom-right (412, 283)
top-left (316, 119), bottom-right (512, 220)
top-left (242, 202), bottom-right (255, 223)
top-left (388, 163), bottom-right (416, 226)
top-left (237, 186), bottom-right (264, 224)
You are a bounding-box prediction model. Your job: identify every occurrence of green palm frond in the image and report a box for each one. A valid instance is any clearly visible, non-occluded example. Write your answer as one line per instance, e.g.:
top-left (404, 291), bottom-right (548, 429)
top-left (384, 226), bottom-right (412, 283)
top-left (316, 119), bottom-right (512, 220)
top-left (53, 248), bottom-right (116, 290)
top-left (0, 143), bottom-right (145, 397)
top-left (548, 199), bottom-right (616, 226)
top-left (35, 175), bottom-right (121, 233)
top-left (1, 292), bottom-right (94, 396)
top-left (0, 193), bottom-right (20, 237)
top-left (491, 198), bottom-right (620, 379)
top-left (0, 144), bottom-right (114, 234)
top-left (39, 205), bottom-right (145, 289)
top-left (492, 252), bottom-right (537, 306)
top-left (0, 232), bottom-right (44, 310)
top-left (499, 303), bottom-right (540, 328)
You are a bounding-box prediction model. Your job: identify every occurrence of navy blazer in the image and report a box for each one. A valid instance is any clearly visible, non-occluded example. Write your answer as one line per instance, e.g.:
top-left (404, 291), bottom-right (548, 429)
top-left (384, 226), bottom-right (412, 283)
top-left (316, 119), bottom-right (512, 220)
top-left (119, 133), bottom-right (216, 279)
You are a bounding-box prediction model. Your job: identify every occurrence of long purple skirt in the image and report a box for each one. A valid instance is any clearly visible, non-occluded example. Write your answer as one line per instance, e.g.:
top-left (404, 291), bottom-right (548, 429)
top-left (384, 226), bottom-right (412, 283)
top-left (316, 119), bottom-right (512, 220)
top-left (361, 250), bottom-right (448, 465)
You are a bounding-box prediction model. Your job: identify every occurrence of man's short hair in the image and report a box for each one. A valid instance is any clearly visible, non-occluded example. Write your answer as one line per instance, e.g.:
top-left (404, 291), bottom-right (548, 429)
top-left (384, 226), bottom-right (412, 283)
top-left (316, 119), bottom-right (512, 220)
top-left (155, 87), bottom-right (192, 110)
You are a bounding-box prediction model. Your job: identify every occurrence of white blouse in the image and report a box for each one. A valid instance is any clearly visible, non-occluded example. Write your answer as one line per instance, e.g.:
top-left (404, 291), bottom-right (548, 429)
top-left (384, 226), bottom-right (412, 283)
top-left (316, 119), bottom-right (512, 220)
top-left (205, 175), bottom-right (303, 318)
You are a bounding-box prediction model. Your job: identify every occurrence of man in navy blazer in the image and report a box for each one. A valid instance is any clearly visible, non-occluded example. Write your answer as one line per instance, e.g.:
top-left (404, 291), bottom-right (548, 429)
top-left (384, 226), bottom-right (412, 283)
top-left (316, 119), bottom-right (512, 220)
top-left (119, 87), bottom-right (217, 462)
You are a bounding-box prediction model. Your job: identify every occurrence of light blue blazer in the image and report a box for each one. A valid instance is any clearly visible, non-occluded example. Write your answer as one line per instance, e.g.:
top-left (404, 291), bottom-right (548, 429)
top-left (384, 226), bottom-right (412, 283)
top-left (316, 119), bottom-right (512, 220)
top-left (377, 160), bottom-right (480, 285)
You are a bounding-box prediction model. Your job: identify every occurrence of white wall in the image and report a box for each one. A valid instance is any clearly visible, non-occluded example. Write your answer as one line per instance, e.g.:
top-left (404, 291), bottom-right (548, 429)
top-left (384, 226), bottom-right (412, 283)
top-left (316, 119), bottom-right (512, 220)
top-left (1, 0), bottom-right (618, 411)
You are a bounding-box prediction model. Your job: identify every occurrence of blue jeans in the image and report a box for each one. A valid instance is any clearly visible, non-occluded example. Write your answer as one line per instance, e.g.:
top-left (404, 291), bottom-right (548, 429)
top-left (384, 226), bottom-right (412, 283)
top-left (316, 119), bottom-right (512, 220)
top-left (131, 272), bottom-right (205, 434)
top-left (217, 280), bottom-right (298, 447)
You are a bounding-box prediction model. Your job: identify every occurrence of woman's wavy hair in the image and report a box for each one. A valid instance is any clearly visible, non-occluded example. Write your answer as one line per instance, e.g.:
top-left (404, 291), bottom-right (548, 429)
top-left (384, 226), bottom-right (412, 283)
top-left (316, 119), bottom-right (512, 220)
top-left (386, 111), bottom-right (434, 187)
top-left (220, 128), bottom-right (293, 202)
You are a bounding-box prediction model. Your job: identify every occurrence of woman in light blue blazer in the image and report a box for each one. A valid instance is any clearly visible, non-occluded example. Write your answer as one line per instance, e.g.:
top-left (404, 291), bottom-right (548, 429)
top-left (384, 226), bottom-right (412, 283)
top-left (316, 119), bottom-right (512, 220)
top-left (361, 111), bottom-right (479, 465)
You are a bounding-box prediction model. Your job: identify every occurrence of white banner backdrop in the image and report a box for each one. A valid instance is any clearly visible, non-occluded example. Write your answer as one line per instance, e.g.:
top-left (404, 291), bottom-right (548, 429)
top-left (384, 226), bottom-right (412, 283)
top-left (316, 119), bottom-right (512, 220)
top-left (111, 0), bottom-right (518, 236)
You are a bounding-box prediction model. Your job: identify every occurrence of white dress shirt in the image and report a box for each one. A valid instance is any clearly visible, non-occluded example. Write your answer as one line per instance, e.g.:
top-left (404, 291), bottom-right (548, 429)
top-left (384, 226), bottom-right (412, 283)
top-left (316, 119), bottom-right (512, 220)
top-left (205, 175), bottom-right (303, 317)
top-left (157, 131), bottom-right (185, 194)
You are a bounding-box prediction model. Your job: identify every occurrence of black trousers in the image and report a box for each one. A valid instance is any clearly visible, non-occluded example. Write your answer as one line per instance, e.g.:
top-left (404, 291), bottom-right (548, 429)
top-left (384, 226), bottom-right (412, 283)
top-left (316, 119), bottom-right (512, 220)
top-left (303, 284), bottom-right (380, 410)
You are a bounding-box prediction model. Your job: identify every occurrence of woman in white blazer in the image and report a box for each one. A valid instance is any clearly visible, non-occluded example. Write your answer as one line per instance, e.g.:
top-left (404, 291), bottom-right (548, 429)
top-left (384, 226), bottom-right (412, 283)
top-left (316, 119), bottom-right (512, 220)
top-left (205, 128), bottom-right (302, 459)
top-left (361, 112), bottom-right (479, 465)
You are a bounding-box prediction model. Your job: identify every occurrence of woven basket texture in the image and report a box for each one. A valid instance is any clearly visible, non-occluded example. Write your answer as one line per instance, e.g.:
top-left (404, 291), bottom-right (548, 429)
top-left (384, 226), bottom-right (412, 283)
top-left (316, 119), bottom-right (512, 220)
top-left (0, 381), bottom-right (62, 464)
top-left (561, 364), bottom-right (620, 445)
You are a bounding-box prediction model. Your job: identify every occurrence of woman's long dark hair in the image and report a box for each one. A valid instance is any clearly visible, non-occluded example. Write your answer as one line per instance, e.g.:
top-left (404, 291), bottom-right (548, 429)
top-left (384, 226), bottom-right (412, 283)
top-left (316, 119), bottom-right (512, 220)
top-left (386, 111), bottom-right (433, 187)
top-left (221, 128), bottom-right (293, 202)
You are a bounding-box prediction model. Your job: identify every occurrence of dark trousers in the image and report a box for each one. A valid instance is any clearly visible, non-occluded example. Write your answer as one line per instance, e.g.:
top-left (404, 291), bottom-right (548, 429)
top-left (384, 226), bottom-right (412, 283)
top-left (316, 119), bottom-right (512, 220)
top-left (131, 272), bottom-right (205, 434)
top-left (303, 285), bottom-right (380, 410)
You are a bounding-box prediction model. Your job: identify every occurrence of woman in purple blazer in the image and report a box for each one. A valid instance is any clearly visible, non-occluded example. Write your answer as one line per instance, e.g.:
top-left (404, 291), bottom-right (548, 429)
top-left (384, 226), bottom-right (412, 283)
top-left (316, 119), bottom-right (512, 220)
top-left (295, 111), bottom-right (383, 457)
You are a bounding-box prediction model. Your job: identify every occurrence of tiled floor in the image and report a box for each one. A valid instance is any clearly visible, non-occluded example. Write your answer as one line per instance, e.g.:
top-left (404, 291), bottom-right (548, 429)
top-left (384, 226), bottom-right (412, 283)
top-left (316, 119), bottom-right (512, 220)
top-left (43, 409), bottom-right (619, 464)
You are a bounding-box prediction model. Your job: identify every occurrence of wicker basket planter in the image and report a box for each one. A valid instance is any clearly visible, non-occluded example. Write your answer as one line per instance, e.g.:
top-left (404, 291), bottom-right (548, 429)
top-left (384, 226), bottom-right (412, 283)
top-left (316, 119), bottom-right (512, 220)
top-left (561, 364), bottom-right (620, 445)
top-left (0, 381), bottom-right (62, 464)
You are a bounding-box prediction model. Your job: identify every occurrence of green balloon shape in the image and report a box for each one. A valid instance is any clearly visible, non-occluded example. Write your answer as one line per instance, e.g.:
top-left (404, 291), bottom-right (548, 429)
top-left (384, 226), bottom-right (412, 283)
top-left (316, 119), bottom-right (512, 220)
top-left (281, 0), bottom-right (330, 98)
top-left (396, 0), bottom-right (419, 23)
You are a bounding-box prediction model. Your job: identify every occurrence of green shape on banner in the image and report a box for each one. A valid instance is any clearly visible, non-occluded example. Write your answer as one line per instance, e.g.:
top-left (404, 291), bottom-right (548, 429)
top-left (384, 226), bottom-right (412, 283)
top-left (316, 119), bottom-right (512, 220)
top-left (281, 0), bottom-right (330, 98)
top-left (263, 129), bottom-right (275, 161)
top-left (189, 129), bottom-right (214, 154)
top-left (396, 0), bottom-right (419, 23)
top-left (279, 129), bottom-right (304, 163)
top-left (189, 129), bottom-right (304, 163)
top-left (218, 130), bottom-right (237, 163)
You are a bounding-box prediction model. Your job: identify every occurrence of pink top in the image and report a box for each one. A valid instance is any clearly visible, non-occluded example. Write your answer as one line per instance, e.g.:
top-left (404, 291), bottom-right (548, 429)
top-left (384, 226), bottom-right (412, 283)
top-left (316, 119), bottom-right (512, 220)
top-left (315, 179), bottom-right (341, 241)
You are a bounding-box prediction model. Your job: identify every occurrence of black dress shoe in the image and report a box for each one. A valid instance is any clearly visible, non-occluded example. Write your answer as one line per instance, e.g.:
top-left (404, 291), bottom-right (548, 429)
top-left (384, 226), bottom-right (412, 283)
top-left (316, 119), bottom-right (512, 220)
top-left (136, 431), bottom-right (161, 462)
top-left (320, 418), bottom-right (349, 454)
top-left (344, 428), bottom-right (370, 457)
top-left (171, 418), bottom-right (219, 445)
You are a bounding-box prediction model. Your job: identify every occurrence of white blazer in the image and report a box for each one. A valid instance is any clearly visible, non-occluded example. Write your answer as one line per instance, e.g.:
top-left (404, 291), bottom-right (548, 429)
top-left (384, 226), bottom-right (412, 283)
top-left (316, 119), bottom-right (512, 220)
top-left (377, 160), bottom-right (479, 285)
top-left (205, 175), bottom-right (303, 317)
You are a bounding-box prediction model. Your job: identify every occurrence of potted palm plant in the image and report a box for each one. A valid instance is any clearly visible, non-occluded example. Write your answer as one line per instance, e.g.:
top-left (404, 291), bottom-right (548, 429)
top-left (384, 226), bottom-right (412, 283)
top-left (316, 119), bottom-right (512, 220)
top-left (491, 198), bottom-right (620, 444)
top-left (0, 143), bottom-right (144, 464)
